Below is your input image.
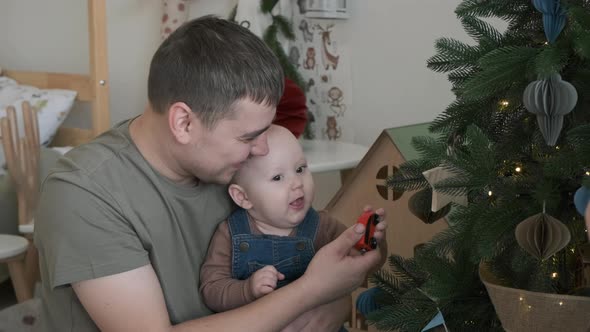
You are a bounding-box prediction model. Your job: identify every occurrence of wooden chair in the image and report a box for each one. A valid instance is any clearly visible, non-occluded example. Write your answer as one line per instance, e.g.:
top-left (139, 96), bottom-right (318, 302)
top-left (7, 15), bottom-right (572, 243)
top-left (0, 235), bottom-right (30, 303)
top-left (0, 101), bottom-right (41, 302)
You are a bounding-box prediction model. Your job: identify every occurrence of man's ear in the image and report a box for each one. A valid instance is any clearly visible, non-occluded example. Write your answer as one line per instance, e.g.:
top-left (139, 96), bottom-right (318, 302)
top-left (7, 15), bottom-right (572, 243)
top-left (168, 102), bottom-right (199, 144)
top-left (228, 184), bottom-right (253, 209)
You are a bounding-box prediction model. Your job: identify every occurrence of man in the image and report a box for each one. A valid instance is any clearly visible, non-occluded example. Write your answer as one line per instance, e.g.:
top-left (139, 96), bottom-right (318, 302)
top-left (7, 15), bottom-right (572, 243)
top-left (35, 16), bottom-right (385, 331)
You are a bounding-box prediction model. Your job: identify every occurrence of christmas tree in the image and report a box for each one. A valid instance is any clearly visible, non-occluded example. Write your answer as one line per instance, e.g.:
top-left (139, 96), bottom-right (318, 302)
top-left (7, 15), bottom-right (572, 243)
top-left (368, 0), bottom-right (590, 331)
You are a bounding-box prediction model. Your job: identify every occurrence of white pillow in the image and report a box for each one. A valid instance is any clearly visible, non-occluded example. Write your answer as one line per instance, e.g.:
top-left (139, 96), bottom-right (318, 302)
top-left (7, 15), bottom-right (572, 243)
top-left (0, 76), bottom-right (77, 175)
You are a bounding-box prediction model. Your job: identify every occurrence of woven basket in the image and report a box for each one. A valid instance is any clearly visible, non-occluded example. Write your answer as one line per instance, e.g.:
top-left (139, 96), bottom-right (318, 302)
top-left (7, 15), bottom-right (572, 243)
top-left (479, 263), bottom-right (590, 332)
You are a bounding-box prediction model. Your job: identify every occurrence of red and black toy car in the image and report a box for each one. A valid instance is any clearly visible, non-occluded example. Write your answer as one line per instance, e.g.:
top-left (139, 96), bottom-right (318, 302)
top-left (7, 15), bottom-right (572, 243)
top-left (354, 211), bottom-right (379, 252)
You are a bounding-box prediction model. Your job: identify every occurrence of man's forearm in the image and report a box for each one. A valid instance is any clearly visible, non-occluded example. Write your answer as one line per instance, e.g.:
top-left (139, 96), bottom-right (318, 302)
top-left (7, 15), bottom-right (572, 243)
top-left (175, 277), bottom-right (316, 332)
top-left (279, 295), bottom-right (351, 332)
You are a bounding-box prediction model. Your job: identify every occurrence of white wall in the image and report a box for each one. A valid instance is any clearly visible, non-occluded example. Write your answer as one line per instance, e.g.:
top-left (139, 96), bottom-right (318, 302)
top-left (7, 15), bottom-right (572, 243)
top-left (0, 0), bottom-right (489, 207)
top-left (343, 0), bottom-right (468, 145)
top-left (0, 0), bottom-right (477, 145)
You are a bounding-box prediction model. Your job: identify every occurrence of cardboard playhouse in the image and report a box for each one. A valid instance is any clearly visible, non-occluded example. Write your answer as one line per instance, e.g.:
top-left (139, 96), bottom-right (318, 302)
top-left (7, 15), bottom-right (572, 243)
top-left (325, 123), bottom-right (448, 259)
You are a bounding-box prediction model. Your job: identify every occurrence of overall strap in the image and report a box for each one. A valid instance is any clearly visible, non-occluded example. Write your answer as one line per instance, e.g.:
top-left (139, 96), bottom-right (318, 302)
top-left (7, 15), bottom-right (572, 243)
top-left (295, 207), bottom-right (320, 241)
top-left (227, 208), bottom-right (252, 238)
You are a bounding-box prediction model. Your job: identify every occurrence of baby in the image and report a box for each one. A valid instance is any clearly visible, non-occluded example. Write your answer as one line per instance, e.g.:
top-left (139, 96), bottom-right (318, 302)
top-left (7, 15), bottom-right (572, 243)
top-left (200, 125), bottom-right (387, 325)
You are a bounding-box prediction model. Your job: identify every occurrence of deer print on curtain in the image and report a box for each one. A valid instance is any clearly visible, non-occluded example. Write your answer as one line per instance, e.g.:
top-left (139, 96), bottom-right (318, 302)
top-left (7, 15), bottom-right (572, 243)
top-left (290, 3), bottom-right (353, 142)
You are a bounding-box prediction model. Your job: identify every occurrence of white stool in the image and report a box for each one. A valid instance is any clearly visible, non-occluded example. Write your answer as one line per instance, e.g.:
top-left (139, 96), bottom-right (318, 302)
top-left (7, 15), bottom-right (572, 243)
top-left (0, 234), bottom-right (32, 302)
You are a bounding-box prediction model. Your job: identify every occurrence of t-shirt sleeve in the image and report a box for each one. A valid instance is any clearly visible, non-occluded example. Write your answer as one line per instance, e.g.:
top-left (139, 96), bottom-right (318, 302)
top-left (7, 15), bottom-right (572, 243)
top-left (199, 220), bottom-right (256, 312)
top-left (314, 211), bottom-right (347, 250)
top-left (34, 171), bottom-right (149, 289)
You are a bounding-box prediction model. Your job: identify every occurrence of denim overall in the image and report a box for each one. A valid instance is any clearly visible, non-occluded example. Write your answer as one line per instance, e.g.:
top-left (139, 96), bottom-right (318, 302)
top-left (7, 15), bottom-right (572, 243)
top-left (228, 207), bottom-right (348, 332)
top-left (229, 207), bottom-right (318, 288)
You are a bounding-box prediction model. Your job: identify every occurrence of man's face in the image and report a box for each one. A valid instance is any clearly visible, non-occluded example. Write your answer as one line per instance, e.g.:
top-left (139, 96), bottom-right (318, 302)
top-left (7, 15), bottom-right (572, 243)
top-left (186, 98), bottom-right (276, 184)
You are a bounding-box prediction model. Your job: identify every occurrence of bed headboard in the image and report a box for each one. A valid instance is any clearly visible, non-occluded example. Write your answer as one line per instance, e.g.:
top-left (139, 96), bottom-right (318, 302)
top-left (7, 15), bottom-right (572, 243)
top-left (3, 0), bottom-right (110, 147)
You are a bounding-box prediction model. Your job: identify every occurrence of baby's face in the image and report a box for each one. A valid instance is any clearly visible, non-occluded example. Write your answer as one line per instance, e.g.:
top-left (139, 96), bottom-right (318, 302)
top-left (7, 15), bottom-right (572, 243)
top-left (238, 126), bottom-right (315, 232)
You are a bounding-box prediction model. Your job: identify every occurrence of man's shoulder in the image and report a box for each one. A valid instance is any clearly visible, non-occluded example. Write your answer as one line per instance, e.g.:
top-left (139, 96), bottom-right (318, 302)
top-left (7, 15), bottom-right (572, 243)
top-left (49, 121), bottom-right (134, 179)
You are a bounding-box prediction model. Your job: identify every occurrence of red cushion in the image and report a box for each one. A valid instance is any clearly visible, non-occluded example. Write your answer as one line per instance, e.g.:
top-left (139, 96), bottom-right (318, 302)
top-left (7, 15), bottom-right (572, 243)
top-left (273, 78), bottom-right (307, 138)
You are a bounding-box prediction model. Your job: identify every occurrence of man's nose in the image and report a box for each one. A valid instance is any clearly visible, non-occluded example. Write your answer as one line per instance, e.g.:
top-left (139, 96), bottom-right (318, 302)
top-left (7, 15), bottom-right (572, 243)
top-left (250, 132), bottom-right (269, 156)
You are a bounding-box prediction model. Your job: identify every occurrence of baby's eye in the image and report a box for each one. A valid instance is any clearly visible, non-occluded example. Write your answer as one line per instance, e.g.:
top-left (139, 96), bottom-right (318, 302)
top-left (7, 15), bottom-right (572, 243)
top-left (272, 175), bottom-right (282, 181)
top-left (296, 165), bottom-right (308, 173)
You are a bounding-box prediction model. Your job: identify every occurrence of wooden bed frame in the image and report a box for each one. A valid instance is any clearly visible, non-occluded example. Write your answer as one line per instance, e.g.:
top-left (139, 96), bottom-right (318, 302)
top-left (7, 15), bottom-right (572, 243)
top-left (3, 0), bottom-right (110, 147)
top-left (0, 0), bottom-right (109, 302)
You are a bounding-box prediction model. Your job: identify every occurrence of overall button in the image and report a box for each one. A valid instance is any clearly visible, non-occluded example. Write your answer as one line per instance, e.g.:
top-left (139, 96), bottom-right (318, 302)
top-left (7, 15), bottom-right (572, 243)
top-left (239, 242), bottom-right (250, 252)
top-left (296, 241), bottom-right (306, 251)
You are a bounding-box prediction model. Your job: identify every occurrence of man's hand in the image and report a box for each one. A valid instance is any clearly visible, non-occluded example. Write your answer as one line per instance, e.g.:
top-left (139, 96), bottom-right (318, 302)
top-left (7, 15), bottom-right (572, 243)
top-left (248, 265), bottom-right (285, 299)
top-left (351, 206), bottom-right (388, 265)
top-left (299, 220), bottom-right (384, 306)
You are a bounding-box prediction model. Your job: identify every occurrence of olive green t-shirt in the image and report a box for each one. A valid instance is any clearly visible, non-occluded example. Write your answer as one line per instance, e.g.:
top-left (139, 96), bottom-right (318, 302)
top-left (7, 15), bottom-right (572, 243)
top-left (34, 120), bottom-right (233, 331)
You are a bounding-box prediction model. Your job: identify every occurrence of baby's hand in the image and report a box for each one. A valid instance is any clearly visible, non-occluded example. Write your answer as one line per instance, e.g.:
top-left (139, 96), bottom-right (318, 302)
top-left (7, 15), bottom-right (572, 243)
top-left (248, 265), bottom-right (285, 299)
top-left (361, 206), bottom-right (388, 245)
top-left (373, 208), bottom-right (387, 242)
top-left (369, 207), bottom-right (388, 271)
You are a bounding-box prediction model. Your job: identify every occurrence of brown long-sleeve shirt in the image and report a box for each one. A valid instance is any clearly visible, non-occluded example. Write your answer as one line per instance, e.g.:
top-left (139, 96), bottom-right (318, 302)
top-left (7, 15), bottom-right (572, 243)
top-left (199, 210), bottom-right (347, 312)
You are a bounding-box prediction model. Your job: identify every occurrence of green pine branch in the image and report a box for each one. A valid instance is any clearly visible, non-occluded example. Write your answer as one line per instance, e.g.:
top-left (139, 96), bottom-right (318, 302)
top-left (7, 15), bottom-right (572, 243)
top-left (455, 0), bottom-right (528, 21)
top-left (461, 15), bottom-right (503, 47)
top-left (568, 4), bottom-right (590, 31)
top-left (386, 159), bottom-right (439, 192)
top-left (260, 0), bottom-right (279, 13)
top-left (429, 97), bottom-right (494, 134)
top-left (461, 46), bottom-right (539, 99)
top-left (533, 43), bottom-right (570, 78)
top-left (263, 18), bottom-right (307, 91)
top-left (427, 38), bottom-right (483, 73)
top-left (272, 15), bottom-right (295, 40)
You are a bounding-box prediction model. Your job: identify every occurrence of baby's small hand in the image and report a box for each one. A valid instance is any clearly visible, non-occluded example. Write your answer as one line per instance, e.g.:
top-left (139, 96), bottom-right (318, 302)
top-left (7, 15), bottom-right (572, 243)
top-left (248, 265), bottom-right (285, 299)
top-left (370, 207), bottom-right (388, 271)
top-left (373, 207), bottom-right (387, 242)
top-left (361, 206), bottom-right (387, 244)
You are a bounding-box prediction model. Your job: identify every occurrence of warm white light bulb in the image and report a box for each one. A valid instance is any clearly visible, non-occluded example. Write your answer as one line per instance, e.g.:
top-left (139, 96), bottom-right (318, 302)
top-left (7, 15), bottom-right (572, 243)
top-left (515, 167), bottom-right (522, 173)
top-left (551, 272), bottom-right (558, 278)
top-left (488, 191), bottom-right (493, 196)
